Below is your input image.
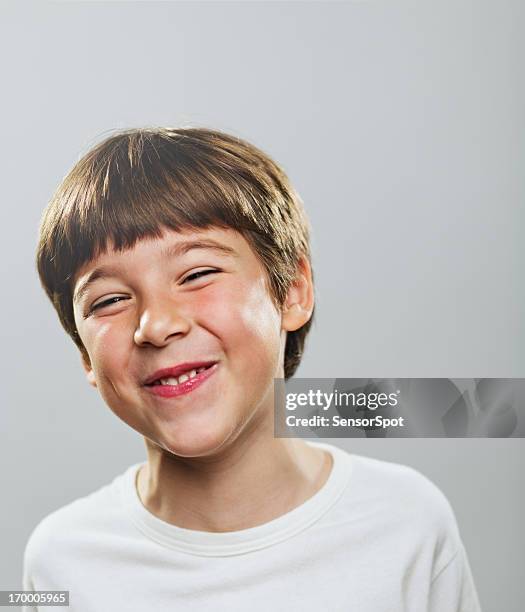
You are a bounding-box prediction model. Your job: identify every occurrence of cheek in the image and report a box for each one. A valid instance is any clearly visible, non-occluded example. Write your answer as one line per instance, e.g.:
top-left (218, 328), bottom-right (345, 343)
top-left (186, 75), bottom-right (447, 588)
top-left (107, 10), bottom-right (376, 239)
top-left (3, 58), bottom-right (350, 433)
top-left (198, 279), bottom-right (282, 364)
top-left (83, 321), bottom-right (130, 380)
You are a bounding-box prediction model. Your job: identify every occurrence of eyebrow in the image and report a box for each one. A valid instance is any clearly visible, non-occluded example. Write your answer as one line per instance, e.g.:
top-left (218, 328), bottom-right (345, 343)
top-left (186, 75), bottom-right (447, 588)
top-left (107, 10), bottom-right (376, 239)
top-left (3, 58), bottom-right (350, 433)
top-left (160, 239), bottom-right (238, 261)
top-left (73, 239), bottom-right (238, 304)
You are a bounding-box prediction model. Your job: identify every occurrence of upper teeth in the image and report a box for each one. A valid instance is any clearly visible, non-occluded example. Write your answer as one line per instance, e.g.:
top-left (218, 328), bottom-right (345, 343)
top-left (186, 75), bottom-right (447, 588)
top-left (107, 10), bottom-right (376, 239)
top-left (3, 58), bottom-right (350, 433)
top-left (155, 366), bottom-right (208, 386)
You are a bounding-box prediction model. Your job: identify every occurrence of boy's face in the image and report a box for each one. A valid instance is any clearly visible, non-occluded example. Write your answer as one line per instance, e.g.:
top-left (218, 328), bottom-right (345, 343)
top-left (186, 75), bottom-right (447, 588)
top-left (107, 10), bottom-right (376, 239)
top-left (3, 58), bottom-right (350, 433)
top-left (72, 226), bottom-right (312, 457)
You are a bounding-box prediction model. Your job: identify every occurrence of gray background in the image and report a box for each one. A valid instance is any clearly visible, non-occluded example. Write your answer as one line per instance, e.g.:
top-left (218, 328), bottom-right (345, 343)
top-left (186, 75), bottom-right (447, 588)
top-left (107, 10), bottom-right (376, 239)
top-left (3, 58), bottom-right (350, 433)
top-left (1, 1), bottom-right (523, 610)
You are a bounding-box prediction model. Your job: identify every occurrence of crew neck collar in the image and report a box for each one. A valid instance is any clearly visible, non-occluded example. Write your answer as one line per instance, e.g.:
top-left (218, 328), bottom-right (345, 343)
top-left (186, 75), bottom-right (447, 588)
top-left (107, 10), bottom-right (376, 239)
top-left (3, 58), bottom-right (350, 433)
top-left (118, 440), bottom-right (353, 557)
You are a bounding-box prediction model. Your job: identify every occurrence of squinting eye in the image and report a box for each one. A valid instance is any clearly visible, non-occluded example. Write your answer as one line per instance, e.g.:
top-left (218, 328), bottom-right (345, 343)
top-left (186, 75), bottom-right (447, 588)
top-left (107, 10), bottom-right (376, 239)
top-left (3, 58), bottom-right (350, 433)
top-left (183, 269), bottom-right (218, 284)
top-left (90, 296), bottom-right (129, 313)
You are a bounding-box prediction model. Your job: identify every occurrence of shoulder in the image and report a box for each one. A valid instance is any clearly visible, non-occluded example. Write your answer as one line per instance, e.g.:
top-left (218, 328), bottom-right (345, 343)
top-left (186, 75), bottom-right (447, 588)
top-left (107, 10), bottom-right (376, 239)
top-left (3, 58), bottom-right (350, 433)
top-left (351, 453), bottom-right (455, 510)
top-left (24, 485), bottom-right (111, 561)
top-left (345, 453), bottom-right (461, 548)
top-left (23, 465), bottom-right (136, 573)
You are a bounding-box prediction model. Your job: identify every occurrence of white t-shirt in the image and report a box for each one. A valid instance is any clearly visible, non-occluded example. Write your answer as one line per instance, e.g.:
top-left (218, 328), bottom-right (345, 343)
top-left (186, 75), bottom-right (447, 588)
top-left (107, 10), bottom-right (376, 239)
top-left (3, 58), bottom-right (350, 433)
top-left (22, 441), bottom-right (482, 611)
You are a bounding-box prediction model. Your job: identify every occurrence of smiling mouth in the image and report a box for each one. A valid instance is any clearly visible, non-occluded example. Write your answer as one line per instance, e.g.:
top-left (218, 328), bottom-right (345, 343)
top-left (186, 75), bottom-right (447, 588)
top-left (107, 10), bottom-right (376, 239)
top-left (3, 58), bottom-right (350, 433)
top-left (144, 363), bottom-right (218, 400)
top-left (146, 364), bottom-right (214, 388)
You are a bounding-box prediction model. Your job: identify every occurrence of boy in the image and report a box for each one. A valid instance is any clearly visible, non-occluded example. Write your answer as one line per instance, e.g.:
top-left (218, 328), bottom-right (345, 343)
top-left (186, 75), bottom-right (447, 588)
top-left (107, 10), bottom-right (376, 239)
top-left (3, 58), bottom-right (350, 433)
top-left (24, 127), bottom-right (482, 611)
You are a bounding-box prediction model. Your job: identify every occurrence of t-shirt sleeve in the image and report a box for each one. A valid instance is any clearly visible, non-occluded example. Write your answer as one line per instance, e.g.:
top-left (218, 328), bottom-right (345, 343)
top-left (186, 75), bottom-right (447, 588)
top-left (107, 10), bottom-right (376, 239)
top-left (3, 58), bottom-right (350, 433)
top-left (428, 542), bottom-right (482, 612)
top-left (399, 464), bottom-right (483, 612)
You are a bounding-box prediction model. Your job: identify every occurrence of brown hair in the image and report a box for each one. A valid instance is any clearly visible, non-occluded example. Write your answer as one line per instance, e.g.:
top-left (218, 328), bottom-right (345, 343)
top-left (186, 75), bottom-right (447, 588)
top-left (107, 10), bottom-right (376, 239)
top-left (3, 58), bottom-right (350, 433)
top-left (36, 127), bottom-right (315, 379)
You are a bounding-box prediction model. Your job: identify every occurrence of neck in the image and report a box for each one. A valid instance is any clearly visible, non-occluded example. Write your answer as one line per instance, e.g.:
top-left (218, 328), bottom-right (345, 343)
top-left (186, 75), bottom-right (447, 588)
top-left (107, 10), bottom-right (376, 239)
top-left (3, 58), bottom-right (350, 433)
top-left (136, 433), bottom-right (332, 532)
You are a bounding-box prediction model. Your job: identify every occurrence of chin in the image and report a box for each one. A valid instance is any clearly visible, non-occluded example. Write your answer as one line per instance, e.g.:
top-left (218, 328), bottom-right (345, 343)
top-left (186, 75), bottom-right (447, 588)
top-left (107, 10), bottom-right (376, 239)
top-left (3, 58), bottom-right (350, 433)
top-left (155, 425), bottom-right (237, 459)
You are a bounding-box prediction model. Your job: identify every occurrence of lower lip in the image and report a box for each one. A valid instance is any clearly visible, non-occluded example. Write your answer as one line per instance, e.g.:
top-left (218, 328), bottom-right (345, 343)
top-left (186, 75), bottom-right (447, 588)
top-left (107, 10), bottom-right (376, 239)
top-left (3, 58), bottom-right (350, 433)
top-left (144, 364), bottom-right (218, 398)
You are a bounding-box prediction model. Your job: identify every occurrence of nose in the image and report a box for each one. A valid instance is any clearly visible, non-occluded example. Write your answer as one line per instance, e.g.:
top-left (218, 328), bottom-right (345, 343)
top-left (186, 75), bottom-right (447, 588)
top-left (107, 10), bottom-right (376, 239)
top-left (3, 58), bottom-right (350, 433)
top-left (134, 296), bottom-right (191, 347)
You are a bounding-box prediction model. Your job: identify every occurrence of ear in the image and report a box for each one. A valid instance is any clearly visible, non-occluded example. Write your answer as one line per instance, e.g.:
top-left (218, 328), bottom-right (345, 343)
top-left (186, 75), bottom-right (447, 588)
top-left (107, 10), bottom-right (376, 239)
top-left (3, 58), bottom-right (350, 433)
top-left (81, 352), bottom-right (97, 388)
top-left (281, 255), bottom-right (314, 332)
